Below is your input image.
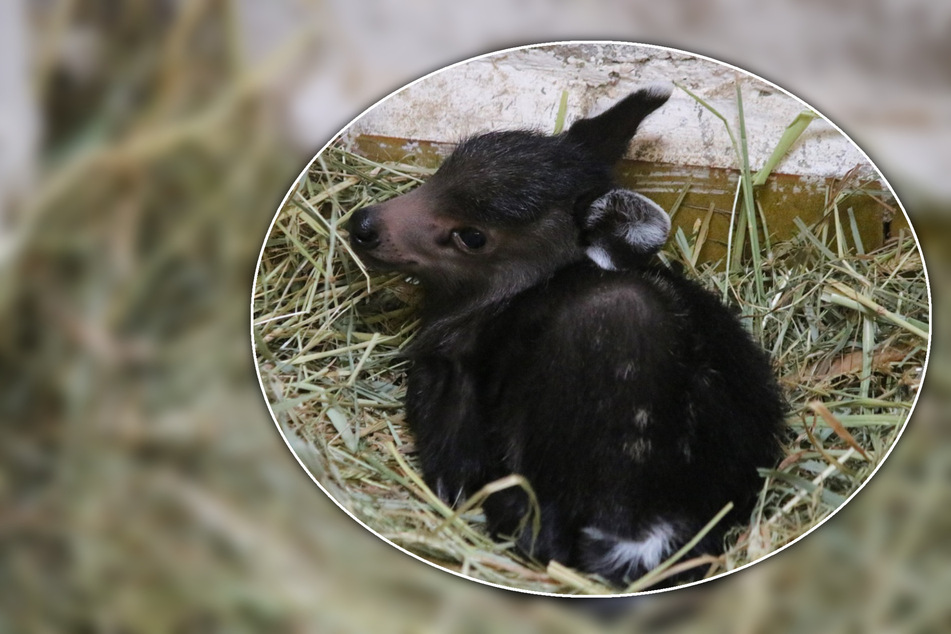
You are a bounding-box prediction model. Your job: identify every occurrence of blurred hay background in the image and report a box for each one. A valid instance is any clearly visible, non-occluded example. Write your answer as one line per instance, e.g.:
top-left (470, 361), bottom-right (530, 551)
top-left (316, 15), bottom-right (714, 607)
top-left (2, 0), bottom-right (950, 631)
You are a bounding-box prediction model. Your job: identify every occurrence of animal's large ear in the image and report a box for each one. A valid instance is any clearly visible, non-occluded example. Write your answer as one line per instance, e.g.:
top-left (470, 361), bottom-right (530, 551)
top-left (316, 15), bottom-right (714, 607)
top-left (582, 188), bottom-right (671, 270)
top-left (565, 84), bottom-right (672, 165)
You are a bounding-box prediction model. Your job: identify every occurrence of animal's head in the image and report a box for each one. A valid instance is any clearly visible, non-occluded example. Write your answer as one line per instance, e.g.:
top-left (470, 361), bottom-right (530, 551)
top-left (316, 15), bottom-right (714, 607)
top-left (348, 84), bottom-right (671, 305)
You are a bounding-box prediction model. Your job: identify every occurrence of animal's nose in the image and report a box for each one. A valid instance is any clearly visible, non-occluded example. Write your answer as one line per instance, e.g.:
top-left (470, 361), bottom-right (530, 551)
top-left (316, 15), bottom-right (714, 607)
top-left (349, 206), bottom-right (380, 249)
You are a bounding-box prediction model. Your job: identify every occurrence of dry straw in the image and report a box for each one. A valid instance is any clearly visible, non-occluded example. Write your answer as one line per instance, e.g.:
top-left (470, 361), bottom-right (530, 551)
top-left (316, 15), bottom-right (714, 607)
top-left (253, 114), bottom-right (928, 595)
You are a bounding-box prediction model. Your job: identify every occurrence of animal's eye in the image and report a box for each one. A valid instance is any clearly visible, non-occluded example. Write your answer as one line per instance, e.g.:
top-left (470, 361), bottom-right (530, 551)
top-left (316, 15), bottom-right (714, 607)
top-left (454, 227), bottom-right (487, 250)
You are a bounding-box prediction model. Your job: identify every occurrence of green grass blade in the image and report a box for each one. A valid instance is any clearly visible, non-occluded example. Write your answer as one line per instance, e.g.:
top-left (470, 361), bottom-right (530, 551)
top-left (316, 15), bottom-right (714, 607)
top-left (736, 83), bottom-right (764, 301)
top-left (752, 110), bottom-right (818, 186)
top-left (553, 89), bottom-right (570, 134)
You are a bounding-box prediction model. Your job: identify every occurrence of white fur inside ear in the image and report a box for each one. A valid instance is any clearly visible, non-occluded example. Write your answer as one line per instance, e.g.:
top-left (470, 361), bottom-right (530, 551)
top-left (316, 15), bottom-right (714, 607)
top-left (617, 192), bottom-right (671, 252)
top-left (586, 245), bottom-right (617, 270)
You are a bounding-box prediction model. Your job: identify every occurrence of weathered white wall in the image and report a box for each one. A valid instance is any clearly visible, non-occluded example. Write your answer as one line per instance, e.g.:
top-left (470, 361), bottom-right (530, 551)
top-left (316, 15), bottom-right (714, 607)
top-left (345, 44), bottom-right (872, 180)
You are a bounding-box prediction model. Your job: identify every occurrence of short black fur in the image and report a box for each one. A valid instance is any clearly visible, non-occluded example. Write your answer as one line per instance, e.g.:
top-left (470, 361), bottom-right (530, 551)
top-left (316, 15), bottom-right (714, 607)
top-left (349, 85), bottom-right (786, 589)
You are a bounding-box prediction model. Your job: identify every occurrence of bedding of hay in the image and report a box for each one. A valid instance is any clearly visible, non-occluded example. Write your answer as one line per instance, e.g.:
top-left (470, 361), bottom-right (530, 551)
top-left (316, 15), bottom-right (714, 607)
top-left (253, 135), bottom-right (928, 595)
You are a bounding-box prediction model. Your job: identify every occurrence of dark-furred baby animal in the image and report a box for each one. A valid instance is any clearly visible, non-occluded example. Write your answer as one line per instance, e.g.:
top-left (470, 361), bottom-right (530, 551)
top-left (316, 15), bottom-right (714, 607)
top-left (348, 85), bottom-right (785, 588)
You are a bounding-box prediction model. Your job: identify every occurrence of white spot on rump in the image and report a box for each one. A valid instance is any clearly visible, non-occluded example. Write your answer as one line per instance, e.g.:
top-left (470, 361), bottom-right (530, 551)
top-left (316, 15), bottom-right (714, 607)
top-left (583, 522), bottom-right (677, 574)
top-left (634, 408), bottom-right (650, 428)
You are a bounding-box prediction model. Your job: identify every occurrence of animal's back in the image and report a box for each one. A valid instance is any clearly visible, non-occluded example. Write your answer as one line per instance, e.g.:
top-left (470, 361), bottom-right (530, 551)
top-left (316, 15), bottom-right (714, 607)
top-left (472, 261), bottom-right (784, 584)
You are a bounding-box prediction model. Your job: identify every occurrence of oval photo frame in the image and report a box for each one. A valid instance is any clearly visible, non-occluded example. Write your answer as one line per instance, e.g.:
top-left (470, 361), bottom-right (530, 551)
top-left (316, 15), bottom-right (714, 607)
top-left (251, 42), bottom-right (931, 597)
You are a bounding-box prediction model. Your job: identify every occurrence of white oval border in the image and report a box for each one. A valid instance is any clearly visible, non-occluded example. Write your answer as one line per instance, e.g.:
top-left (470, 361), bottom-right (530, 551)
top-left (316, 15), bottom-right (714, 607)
top-left (250, 40), bottom-right (933, 599)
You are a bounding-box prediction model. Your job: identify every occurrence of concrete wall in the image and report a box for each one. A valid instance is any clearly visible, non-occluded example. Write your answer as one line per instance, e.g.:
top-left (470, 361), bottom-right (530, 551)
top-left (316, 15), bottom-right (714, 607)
top-left (346, 44), bottom-right (874, 181)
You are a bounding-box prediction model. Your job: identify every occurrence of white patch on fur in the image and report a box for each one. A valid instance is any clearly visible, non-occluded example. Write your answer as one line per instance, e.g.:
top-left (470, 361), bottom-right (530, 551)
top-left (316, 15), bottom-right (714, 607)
top-left (586, 245), bottom-right (616, 270)
top-left (583, 522), bottom-right (677, 574)
top-left (634, 408), bottom-right (651, 428)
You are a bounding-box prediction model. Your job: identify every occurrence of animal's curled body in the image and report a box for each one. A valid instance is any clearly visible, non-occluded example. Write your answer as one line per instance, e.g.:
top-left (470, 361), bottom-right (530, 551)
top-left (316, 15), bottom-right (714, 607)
top-left (349, 84), bottom-right (785, 587)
